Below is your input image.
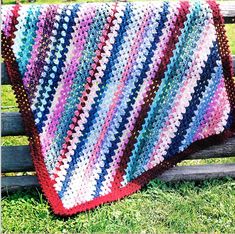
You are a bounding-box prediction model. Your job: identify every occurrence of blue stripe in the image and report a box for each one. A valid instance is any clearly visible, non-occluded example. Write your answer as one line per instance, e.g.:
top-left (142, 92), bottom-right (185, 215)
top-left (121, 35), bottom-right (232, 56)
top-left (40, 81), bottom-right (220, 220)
top-left (179, 65), bottom-right (223, 150)
top-left (225, 112), bottom-right (234, 129)
top-left (46, 6), bottom-right (111, 171)
top-left (33, 5), bottom-right (79, 133)
top-left (164, 41), bottom-right (221, 159)
top-left (59, 3), bottom-right (133, 198)
top-left (124, 2), bottom-right (208, 182)
top-left (93, 2), bottom-right (170, 198)
top-left (17, 6), bottom-right (41, 77)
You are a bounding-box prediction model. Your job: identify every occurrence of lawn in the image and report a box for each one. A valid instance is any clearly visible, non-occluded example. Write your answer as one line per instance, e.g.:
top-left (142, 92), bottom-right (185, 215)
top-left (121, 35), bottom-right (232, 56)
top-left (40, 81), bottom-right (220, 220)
top-left (2, 179), bottom-right (235, 233)
top-left (1, 0), bottom-right (235, 233)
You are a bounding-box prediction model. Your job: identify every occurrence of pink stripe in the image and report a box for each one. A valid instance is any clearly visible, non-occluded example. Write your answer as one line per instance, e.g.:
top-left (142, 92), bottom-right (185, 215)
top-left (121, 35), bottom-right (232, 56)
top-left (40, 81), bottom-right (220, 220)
top-left (193, 78), bottom-right (230, 141)
top-left (22, 6), bottom-right (53, 91)
top-left (103, 5), bottom-right (182, 189)
top-left (2, 6), bottom-right (15, 37)
top-left (84, 10), bottom-right (151, 176)
top-left (146, 21), bottom-right (216, 169)
top-left (53, 5), bottom-right (151, 199)
top-left (40, 7), bottom-right (96, 157)
top-left (51, 4), bottom-right (118, 180)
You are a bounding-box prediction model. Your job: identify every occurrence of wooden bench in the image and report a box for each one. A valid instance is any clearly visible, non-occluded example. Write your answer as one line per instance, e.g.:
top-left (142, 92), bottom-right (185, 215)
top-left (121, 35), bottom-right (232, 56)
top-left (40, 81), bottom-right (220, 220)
top-left (1, 3), bottom-right (235, 193)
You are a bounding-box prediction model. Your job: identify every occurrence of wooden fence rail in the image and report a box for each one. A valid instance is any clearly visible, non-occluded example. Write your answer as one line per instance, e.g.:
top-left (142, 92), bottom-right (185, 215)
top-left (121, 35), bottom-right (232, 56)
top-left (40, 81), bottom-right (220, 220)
top-left (2, 137), bottom-right (235, 173)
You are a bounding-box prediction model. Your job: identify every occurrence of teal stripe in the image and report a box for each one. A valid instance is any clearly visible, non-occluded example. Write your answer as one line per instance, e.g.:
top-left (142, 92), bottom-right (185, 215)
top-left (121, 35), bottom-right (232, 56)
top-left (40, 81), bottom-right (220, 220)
top-left (124, 2), bottom-right (210, 183)
top-left (180, 63), bottom-right (224, 150)
top-left (47, 4), bottom-right (112, 171)
top-left (17, 5), bottom-right (41, 77)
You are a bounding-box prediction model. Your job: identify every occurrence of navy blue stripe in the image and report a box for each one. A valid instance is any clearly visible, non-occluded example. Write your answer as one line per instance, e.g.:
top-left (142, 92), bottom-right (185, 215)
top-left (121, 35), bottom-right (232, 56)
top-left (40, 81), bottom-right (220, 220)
top-left (225, 112), bottom-right (233, 129)
top-left (59, 3), bottom-right (133, 198)
top-left (127, 3), bottom-right (209, 179)
top-left (93, 2), bottom-right (170, 198)
top-left (165, 41), bottom-right (220, 159)
top-left (48, 6), bottom-right (112, 166)
top-left (33, 5), bottom-right (79, 133)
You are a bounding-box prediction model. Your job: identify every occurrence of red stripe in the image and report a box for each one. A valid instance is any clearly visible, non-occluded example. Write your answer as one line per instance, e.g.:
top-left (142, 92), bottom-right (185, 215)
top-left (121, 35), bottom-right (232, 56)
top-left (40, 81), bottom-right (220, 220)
top-left (207, 0), bottom-right (235, 130)
top-left (111, 1), bottom-right (190, 190)
top-left (52, 3), bottom-right (119, 179)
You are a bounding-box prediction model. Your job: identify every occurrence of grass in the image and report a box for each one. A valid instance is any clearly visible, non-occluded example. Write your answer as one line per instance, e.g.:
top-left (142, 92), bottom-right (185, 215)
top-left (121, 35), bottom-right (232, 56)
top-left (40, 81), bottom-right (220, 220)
top-left (226, 24), bottom-right (235, 54)
top-left (2, 179), bottom-right (235, 233)
top-left (1, 1), bottom-right (235, 233)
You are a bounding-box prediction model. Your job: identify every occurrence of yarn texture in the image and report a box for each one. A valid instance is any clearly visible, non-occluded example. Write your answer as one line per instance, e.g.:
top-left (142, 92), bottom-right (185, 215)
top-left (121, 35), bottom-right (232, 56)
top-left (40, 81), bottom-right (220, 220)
top-left (1, 0), bottom-right (234, 216)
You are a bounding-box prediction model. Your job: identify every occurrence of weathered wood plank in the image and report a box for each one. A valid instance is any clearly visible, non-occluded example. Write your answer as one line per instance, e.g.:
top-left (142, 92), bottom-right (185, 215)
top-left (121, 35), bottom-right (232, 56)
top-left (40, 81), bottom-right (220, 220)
top-left (2, 176), bottom-right (39, 193)
top-left (186, 137), bottom-right (235, 159)
top-left (1, 137), bottom-right (235, 173)
top-left (1, 146), bottom-right (33, 172)
top-left (2, 163), bottom-right (235, 193)
top-left (220, 2), bottom-right (235, 23)
top-left (1, 63), bottom-right (8, 85)
top-left (1, 112), bottom-right (25, 136)
top-left (157, 163), bottom-right (235, 182)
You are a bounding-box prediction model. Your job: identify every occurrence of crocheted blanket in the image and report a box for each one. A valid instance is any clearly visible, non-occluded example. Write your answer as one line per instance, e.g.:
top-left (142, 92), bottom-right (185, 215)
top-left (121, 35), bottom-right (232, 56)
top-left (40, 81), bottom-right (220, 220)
top-left (2, 1), bottom-right (234, 216)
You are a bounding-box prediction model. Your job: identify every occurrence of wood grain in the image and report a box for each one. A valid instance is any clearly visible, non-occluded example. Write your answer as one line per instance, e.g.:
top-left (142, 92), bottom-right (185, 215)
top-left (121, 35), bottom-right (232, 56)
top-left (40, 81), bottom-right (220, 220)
top-left (1, 146), bottom-right (33, 172)
top-left (1, 112), bottom-right (25, 136)
top-left (220, 2), bottom-right (235, 23)
top-left (2, 163), bottom-right (235, 193)
top-left (1, 137), bottom-right (235, 173)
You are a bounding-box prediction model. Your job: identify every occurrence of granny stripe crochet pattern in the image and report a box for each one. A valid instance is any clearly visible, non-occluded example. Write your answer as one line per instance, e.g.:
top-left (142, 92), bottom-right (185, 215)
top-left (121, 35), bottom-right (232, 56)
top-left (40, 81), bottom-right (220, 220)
top-left (2, 0), bottom-right (235, 216)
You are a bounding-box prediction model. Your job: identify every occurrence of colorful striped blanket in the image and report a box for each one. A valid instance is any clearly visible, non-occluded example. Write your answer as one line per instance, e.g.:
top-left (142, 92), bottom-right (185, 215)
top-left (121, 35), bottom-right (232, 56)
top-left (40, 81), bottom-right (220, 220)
top-left (2, 1), bottom-right (234, 216)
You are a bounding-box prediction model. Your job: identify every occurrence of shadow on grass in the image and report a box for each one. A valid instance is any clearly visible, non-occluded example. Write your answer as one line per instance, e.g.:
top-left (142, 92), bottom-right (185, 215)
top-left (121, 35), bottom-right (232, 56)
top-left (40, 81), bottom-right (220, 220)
top-left (2, 177), bottom-right (234, 213)
top-left (2, 177), bottom-right (235, 233)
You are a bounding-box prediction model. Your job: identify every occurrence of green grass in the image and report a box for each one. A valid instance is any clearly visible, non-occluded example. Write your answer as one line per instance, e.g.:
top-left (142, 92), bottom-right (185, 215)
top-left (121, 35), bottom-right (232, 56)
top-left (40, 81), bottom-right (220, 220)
top-left (1, 85), bottom-right (19, 112)
top-left (226, 24), bottom-right (235, 54)
top-left (1, 1), bottom-right (235, 233)
top-left (2, 178), bottom-right (235, 233)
